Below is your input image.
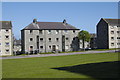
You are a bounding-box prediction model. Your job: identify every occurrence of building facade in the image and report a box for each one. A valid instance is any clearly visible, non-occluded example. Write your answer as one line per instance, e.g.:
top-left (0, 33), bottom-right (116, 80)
top-left (13, 38), bottom-right (21, 52)
top-left (97, 18), bottom-right (120, 49)
top-left (0, 21), bottom-right (13, 56)
top-left (21, 19), bottom-right (80, 53)
top-left (90, 33), bottom-right (97, 49)
top-left (79, 40), bottom-right (90, 49)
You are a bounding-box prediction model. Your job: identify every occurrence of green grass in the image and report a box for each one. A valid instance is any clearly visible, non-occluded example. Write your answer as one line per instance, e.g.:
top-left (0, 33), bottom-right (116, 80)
top-left (90, 48), bottom-right (120, 51)
top-left (2, 52), bottom-right (119, 79)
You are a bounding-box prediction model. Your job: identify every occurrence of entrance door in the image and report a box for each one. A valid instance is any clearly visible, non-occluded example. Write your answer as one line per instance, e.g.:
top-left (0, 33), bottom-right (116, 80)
top-left (52, 45), bottom-right (56, 52)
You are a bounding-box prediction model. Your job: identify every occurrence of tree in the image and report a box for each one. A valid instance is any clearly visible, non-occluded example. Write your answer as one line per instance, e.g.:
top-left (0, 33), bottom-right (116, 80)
top-left (78, 30), bottom-right (91, 50)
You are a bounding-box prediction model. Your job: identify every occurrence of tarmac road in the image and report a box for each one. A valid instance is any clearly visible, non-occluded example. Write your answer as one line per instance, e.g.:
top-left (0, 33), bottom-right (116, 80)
top-left (0, 50), bottom-right (119, 60)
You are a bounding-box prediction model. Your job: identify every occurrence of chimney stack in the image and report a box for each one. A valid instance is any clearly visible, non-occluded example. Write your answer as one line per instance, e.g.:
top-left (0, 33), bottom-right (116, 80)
top-left (63, 19), bottom-right (67, 24)
top-left (33, 19), bottom-right (37, 23)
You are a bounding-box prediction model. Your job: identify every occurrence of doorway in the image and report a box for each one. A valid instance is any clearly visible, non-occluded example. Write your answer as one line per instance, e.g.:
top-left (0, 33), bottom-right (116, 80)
top-left (52, 45), bottom-right (56, 52)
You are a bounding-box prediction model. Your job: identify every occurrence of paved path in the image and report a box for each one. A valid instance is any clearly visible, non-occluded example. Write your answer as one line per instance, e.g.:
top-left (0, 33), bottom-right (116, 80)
top-left (0, 50), bottom-right (118, 60)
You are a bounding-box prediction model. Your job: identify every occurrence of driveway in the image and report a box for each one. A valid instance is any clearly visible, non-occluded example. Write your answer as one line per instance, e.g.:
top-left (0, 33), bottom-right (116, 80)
top-left (0, 50), bottom-right (118, 60)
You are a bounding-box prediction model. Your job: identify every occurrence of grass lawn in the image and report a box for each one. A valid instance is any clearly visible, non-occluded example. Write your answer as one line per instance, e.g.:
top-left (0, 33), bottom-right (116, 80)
top-left (89, 48), bottom-right (120, 51)
top-left (2, 52), bottom-right (119, 79)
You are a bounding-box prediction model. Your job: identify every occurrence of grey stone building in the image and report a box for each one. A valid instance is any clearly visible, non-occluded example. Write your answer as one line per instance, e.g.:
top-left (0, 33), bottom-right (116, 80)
top-left (0, 21), bottom-right (13, 56)
top-left (97, 18), bottom-right (120, 49)
top-left (90, 33), bottom-right (97, 49)
top-left (13, 38), bottom-right (21, 52)
top-left (21, 19), bottom-right (80, 53)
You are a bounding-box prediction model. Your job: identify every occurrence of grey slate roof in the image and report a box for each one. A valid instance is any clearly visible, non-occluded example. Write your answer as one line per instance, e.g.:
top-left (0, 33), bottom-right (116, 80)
top-left (23, 22), bottom-right (79, 30)
top-left (103, 18), bottom-right (120, 26)
top-left (14, 39), bottom-right (21, 46)
top-left (90, 33), bottom-right (96, 38)
top-left (0, 21), bottom-right (12, 29)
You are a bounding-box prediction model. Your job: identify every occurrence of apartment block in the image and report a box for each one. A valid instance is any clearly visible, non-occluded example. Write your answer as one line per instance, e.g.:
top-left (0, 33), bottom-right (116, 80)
top-left (90, 33), bottom-right (97, 49)
top-left (97, 18), bottom-right (120, 49)
top-left (0, 21), bottom-right (13, 56)
top-left (21, 19), bottom-right (80, 53)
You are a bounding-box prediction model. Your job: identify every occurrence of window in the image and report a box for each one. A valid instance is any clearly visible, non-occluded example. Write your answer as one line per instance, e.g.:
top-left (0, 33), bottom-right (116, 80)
top-left (30, 46), bottom-right (33, 48)
top-left (110, 26), bottom-right (114, 29)
top-left (48, 30), bottom-right (51, 34)
top-left (30, 30), bottom-right (33, 33)
top-left (111, 37), bottom-right (114, 40)
top-left (30, 46), bottom-right (33, 51)
top-left (56, 38), bottom-right (59, 41)
top-left (111, 43), bottom-right (114, 46)
top-left (73, 38), bottom-right (75, 40)
top-left (66, 37), bottom-right (69, 40)
top-left (49, 46), bottom-right (51, 49)
top-left (39, 30), bottom-right (42, 34)
top-left (5, 29), bottom-right (9, 32)
top-left (117, 43), bottom-right (120, 45)
top-left (117, 31), bottom-right (120, 34)
top-left (6, 49), bottom-right (9, 52)
top-left (49, 38), bottom-right (51, 42)
top-left (73, 30), bottom-right (75, 33)
top-left (117, 37), bottom-right (120, 39)
top-left (40, 46), bottom-right (43, 49)
top-left (111, 31), bottom-right (114, 34)
top-left (65, 45), bottom-right (69, 49)
top-left (30, 38), bottom-right (33, 41)
top-left (5, 42), bottom-right (9, 45)
top-left (56, 30), bottom-right (59, 34)
top-left (40, 38), bottom-right (43, 41)
top-left (5, 35), bottom-right (9, 39)
top-left (0, 43), bottom-right (1, 45)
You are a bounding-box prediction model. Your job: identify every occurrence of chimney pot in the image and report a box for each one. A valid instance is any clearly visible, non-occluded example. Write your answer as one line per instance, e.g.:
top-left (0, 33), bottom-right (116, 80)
top-left (63, 19), bottom-right (66, 24)
top-left (33, 19), bottom-right (37, 23)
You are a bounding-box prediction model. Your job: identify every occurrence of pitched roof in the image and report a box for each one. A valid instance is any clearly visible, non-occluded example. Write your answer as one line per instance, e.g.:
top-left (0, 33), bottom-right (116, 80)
top-left (0, 21), bottom-right (12, 29)
top-left (14, 39), bottom-right (21, 46)
top-left (90, 33), bottom-right (96, 38)
top-left (22, 21), bottom-right (79, 30)
top-left (103, 18), bottom-right (120, 26)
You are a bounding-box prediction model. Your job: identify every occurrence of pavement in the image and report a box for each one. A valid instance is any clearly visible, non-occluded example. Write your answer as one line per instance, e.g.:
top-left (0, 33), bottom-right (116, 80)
top-left (0, 50), bottom-right (118, 60)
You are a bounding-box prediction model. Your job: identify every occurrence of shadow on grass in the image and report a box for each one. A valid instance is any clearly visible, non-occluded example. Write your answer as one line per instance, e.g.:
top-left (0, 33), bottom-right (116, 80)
top-left (52, 61), bottom-right (120, 79)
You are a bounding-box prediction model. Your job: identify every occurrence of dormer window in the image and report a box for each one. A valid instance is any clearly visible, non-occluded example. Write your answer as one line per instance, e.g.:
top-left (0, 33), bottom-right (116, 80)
top-left (39, 30), bottom-right (43, 34)
top-left (56, 30), bottom-right (59, 34)
top-left (48, 30), bottom-right (51, 34)
top-left (30, 30), bottom-right (33, 34)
